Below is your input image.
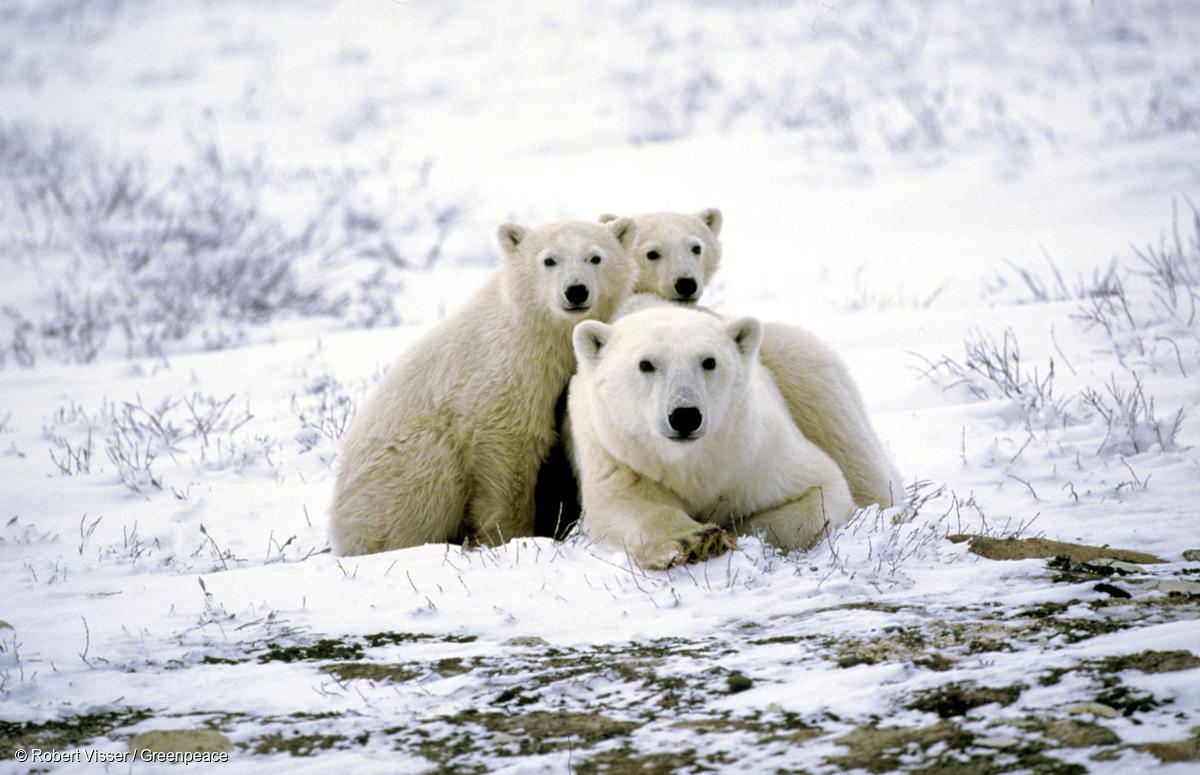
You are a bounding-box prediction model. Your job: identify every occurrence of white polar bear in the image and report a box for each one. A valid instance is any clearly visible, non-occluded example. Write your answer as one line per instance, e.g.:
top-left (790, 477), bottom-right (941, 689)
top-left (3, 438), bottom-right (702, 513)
top-left (599, 209), bottom-right (722, 303)
top-left (331, 218), bottom-right (638, 556)
top-left (605, 210), bottom-right (902, 509)
top-left (568, 304), bottom-right (855, 569)
top-left (758, 322), bottom-right (904, 508)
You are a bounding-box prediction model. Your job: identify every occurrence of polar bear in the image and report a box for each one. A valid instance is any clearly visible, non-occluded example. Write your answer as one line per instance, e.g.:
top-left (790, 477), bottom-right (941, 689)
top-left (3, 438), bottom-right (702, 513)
top-left (331, 218), bottom-right (638, 556)
top-left (758, 322), bottom-right (903, 508)
top-left (568, 305), bottom-right (855, 569)
top-left (601, 209), bottom-right (902, 508)
top-left (599, 209), bottom-right (722, 303)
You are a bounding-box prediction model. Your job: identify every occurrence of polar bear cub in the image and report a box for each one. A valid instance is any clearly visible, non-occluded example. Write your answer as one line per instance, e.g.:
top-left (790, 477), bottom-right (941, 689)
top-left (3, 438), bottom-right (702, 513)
top-left (599, 209), bottom-right (722, 303)
top-left (331, 218), bottom-right (638, 556)
top-left (568, 305), bottom-right (855, 569)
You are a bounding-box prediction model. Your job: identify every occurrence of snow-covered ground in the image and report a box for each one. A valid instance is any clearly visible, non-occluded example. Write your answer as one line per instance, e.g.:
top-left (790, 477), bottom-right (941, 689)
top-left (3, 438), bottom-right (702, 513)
top-left (2, 1), bottom-right (1199, 772)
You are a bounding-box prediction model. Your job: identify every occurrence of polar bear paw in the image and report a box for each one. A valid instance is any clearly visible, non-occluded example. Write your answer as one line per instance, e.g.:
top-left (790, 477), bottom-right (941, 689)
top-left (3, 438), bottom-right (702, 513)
top-left (650, 525), bottom-right (736, 569)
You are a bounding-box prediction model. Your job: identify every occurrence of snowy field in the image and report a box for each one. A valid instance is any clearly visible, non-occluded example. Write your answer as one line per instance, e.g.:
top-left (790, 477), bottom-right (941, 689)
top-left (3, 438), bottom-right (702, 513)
top-left (2, 0), bottom-right (1200, 772)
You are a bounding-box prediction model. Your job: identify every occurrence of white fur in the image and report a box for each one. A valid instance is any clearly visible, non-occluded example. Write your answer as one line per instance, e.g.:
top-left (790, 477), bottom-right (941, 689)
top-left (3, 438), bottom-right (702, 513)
top-left (330, 218), bottom-right (638, 556)
top-left (759, 321), bottom-right (904, 508)
top-left (568, 305), bottom-right (854, 569)
top-left (610, 209), bottom-right (903, 508)
top-left (599, 209), bottom-right (721, 303)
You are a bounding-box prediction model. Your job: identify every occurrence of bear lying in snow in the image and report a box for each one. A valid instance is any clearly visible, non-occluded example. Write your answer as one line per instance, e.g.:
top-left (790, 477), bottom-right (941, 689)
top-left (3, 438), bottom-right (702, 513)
top-left (605, 209), bottom-right (902, 508)
top-left (567, 304), bottom-right (855, 569)
top-left (331, 218), bottom-right (638, 556)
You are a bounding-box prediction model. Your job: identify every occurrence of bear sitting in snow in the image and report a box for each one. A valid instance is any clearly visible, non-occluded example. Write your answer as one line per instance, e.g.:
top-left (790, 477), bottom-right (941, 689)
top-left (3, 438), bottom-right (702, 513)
top-left (331, 218), bottom-right (638, 555)
top-left (599, 209), bottom-right (723, 303)
top-left (567, 304), bottom-right (855, 569)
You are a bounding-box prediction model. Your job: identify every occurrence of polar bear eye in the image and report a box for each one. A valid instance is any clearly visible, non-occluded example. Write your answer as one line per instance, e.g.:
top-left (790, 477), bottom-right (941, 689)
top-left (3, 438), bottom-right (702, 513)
top-left (589, 254), bottom-right (602, 265)
top-left (543, 256), bottom-right (557, 267)
top-left (646, 250), bottom-right (661, 261)
top-left (691, 244), bottom-right (703, 255)
top-left (702, 357), bottom-right (717, 371)
top-left (638, 359), bottom-right (655, 373)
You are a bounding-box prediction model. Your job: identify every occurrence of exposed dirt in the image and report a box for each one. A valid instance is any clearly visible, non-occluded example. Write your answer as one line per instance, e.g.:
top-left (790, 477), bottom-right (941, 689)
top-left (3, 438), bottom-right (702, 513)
top-left (947, 535), bottom-right (1166, 564)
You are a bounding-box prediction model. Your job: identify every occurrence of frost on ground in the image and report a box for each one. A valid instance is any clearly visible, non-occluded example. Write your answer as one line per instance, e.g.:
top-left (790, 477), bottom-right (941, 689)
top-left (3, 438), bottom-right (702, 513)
top-left (2, 1), bottom-right (1200, 773)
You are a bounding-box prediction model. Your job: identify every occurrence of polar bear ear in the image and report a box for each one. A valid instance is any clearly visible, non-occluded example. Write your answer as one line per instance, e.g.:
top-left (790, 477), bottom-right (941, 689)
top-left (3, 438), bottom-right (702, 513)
top-left (597, 213), bottom-right (620, 223)
top-left (573, 320), bottom-right (611, 366)
top-left (497, 223), bottom-right (527, 254)
top-left (605, 216), bottom-right (637, 249)
top-left (725, 316), bottom-right (762, 359)
top-left (695, 208), bottom-right (722, 237)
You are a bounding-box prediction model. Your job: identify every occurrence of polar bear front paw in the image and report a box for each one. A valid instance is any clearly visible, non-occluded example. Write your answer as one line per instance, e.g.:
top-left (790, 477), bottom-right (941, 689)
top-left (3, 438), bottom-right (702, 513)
top-left (647, 525), bottom-right (735, 569)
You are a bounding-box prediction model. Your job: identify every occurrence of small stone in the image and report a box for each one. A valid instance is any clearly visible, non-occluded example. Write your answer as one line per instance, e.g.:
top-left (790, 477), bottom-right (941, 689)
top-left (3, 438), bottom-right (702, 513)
top-left (974, 735), bottom-right (1019, 748)
top-left (1067, 702), bottom-right (1119, 719)
top-left (1182, 549), bottom-right (1200, 562)
top-left (726, 671), bottom-right (753, 693)
top-left (1040, 718), bottom-right (1120, 747)
top-left (503, 636), bottom-right (548, 647)
top-left (1093, 582), bottom-right (1132, 599)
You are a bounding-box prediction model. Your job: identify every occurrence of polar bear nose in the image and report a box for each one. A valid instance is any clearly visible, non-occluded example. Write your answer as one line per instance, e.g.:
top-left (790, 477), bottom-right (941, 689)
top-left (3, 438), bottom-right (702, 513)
top-left (668, 406), bottom-right (703, 436)
top-left (565, 284), bottom-right (590, 306)
top-left (674, 277), bottom-right (698, 299)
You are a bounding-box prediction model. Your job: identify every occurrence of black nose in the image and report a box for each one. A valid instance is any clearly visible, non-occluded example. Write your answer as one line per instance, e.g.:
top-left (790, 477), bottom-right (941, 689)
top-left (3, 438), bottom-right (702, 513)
top-left (668, 406), bottom-right (703, 435)
top-left (565, 284), bottom-right (590, 305)
top-left (674, 277), bottom-right (698, 298)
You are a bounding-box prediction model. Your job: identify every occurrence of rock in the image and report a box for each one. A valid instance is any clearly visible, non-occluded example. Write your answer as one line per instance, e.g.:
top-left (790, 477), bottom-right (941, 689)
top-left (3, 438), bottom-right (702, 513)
top-left (1066, 702), bottom-right (1119, 719)
top-left (1182, 549), bottom-right (1200, 562)
top-left (726, 671), bottom-right (753, 693)
top-left (946, 535), bottom-right (1165, 564)
top-left (1144, 579), bottom-right (1200, 596)
top-left (1092, 582), bottom-right (1131, 599)
top-left (1136, 737), bottom-right (1200, 763)
top-left (1087, 559), bottom-right (1145, 574)
top-left (974, 735), bottom-right (1019, 748)
top-left (129, 729), bottom-right (232, 756)
top-left (1039, 718), bottom-right (1120, 747)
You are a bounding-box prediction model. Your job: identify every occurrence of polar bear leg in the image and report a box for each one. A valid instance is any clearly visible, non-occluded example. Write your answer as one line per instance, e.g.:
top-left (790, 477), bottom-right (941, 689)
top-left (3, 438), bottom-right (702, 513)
top-left (466, 448), bottom-right (541, 546)
top-left (734, 479), bottom-right (855, 553)
top-left (586, 497), bottom-right (735, 570)
top-left (331, 430), bottom-right (467, 555)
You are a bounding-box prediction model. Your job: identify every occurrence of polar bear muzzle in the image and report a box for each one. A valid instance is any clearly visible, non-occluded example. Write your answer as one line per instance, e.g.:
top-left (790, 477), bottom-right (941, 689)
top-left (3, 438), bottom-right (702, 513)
top-left (660, 380), bottom-right (706, 441)
top-left (666, 405), bottom-right (704, 440)
top-left (563, 282), bottom-right (591, 311)
top-left (673, 276), bottom-right (698, 301)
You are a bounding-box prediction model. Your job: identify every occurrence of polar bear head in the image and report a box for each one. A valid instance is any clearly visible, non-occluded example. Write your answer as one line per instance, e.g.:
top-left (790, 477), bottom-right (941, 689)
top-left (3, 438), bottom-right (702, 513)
top-left (573, 306), bottom-right (762, 462)
top-left (497, 218), bottom-right (638, 326)
top-left (599, 209), bottom-right (722, 304)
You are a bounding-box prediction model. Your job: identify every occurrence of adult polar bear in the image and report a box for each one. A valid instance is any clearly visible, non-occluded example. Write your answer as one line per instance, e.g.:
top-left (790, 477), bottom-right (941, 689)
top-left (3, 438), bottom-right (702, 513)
top-left (331, 218), bottom-right (637, 555)
top-left (569, 305), bottom-right (855, 569)
top-left (605, 209), bottom-right (902, 509)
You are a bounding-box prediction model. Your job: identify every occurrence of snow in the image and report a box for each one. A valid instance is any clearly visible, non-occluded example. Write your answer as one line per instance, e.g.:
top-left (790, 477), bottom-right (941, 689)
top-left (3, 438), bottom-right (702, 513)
top-left (2, 0), bottom-right (1199, 772)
